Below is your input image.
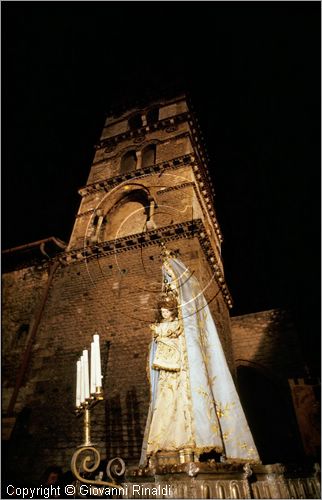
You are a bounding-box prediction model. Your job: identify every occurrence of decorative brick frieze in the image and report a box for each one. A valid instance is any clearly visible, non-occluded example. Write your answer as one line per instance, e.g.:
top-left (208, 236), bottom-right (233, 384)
top-left (58, 219), bottom-right (233, 308)
top-left (92, 131), bottom-right (190, 165)
top-left (94, 112), bottom-right (190, 151)
top-left (77, 153), bottom-right (222, 242)
top-left (75, 208), bottom-right (96, 219)
top-left (78, 154), bottom-right (195, 198)
top-left (156, 182), bottom-right (194, 194)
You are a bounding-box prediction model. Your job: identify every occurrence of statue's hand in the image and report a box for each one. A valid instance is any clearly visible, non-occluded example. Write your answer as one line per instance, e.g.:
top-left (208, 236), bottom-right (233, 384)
top-left (167, 322), bottom-right (183, 338)
top-left (168, 331), bottom-right (179, 339)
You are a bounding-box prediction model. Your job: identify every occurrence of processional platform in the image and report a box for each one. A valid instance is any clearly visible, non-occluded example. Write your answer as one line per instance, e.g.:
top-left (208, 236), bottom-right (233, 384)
top-left (71, 446), bottom-right (320, 500)
top-left (122, 461), bottom-right (320, 499)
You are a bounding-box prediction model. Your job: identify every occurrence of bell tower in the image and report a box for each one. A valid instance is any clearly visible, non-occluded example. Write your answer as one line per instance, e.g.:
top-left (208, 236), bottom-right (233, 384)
top-left (59, 93), bottom-right (236, 463)
top-left (3, 93), bottom-right (238, 481)
top-left (67, 94), bottom-right (232, 308)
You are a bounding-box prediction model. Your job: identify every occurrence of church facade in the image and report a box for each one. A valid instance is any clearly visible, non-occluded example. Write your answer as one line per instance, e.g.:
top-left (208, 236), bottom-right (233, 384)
top-left (2, 95), bottom-right (320, 497)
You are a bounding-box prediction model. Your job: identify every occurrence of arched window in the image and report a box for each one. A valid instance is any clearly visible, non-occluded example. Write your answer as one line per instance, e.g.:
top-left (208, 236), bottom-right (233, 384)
top-left (141, 144), bottom-right (156, 169)
top-left (103, 189), bottom-right (150, 240)
top-left (120, 150), bottom-right (137, 174)
top-left (128, 113), bottom-right (142, 130)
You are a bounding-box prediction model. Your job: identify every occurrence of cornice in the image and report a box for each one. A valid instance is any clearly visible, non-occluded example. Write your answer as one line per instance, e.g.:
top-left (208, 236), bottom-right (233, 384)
top-left (156, 182), bottom-right (194, 195)
top-left (78, 153), bottom-right (195, 197)
top-left (2, 237), bottom-right (66, 273)
top-left (89, 132), bottom-right (215, 211)
top-left (77, 153), bottom-right (224, 243)
top-left (94, 112), bottom-right (190, 151)
top-left (191, 161), bottom-right (223, 242)
top-left (92, 131), bottom-right (189, 164)
top-left (157, 181), bottom-right (223, 246)
top-left (58, 219), bottom-right (233, 309)
top-left (184, 100), bottom-right (217, 202)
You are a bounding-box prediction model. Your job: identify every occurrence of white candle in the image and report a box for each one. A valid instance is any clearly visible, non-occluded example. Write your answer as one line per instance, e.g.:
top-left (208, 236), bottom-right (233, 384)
top-left (93, 334), bottom-right (102, 389)
top-left (83, 349), bottom-right (90, 400)
top-left (90, 341), bottom-right (96, 395)
top-left (80, 355), bottom-right (84, 404)
top-left (76, 360), bottom-right (81, 407)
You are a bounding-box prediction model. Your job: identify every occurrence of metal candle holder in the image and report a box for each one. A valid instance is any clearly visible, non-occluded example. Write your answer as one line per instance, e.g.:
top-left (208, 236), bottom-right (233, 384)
top-left (71, 387), bottom-right (125, 489)
top-left (74, 387), bottom-right (104, 447)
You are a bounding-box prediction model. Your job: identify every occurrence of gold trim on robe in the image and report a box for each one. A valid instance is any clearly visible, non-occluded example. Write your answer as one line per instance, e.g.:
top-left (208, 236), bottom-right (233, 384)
top-left (140, 257), bottom-right (261, 466)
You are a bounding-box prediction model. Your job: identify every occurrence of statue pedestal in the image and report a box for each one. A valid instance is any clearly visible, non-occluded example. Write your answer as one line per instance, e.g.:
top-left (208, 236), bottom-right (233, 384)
top-left (123, 461), bottom-right (320, 499)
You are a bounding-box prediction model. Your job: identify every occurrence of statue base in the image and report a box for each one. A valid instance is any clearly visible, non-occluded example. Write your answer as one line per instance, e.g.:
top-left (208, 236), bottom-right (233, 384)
top-left (148, 449), bottom-right (196, 467)
top-left (121, 461), bottom-right (320, 499)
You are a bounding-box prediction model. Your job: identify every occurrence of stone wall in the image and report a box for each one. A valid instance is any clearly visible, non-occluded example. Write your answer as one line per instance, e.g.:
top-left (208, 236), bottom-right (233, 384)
top-left (2, 265), bottom-right (49, 412)
top-left (231, 309), bottom-right (305, 378)
top-left (3, 237), bottom-right (232, 484)
top-left (230, 309), bottom-right (308, 463)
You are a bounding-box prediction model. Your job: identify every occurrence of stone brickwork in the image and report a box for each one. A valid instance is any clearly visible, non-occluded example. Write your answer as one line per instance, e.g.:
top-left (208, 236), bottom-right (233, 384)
top-left (230, 309), bottom-right (312, 464)
top-left (230, 309), bottom-right (304, 378)
top-left (89, 123), bottom-right (192, 184)
top-left (3, 236), bottom-right (233, 484)
top-left (2, 265), bottom-right (49, 411)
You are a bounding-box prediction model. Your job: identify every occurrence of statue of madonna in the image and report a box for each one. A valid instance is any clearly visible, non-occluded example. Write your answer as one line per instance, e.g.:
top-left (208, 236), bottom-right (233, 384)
top-left (140, 251), bottom-right (260, 467)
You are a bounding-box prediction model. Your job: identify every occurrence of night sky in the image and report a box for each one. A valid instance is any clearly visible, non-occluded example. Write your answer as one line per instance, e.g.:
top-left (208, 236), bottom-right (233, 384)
top-left (3, 3), bottom-right (320, 371)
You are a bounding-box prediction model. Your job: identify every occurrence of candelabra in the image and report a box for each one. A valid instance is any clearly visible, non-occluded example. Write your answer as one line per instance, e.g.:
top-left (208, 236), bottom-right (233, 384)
top-left (71, 388), bottom-right (125, 489)
top-left (74, 387), bottom-right (104, 447)
top-left (71, 336), bottom-right (125, 489)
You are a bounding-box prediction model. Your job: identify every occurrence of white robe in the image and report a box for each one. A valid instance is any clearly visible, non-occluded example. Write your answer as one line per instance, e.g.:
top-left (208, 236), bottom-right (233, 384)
top-left (140, 257), bottom-right (260, 465)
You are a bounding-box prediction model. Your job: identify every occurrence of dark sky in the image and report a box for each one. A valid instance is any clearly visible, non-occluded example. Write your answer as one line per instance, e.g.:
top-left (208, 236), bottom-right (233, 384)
top-left (3, 3), bottom-right (321, 370)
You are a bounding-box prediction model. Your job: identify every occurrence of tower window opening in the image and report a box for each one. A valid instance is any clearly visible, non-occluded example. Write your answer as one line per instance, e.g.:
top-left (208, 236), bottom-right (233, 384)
top-left (128, 113), bottom-right (142, 130)
top-left (146, 107), bottom-right (159, 125)
top-left (141, 144), bottom-right (156, 169)
top-left (102, 188), bottom-right (151, 240)
top-left (120, 150), bottom-right (137, 174)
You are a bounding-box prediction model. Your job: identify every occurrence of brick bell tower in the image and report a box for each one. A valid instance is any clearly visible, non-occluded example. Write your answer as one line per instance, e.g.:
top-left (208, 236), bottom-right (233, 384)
top-left (61, 93), bottom-right (235, 463)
